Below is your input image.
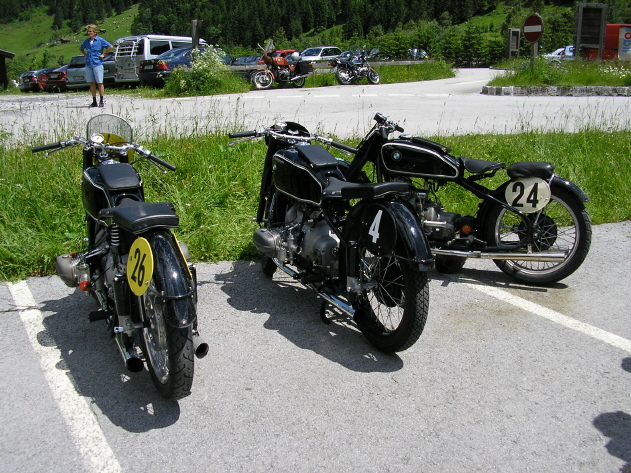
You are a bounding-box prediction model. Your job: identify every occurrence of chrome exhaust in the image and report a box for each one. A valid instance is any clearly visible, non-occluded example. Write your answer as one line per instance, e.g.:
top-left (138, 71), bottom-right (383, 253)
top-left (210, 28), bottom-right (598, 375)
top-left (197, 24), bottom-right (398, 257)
top-left (114, 332), bottom-right (144, 372)
top-left (193, 332), bottom-right (209, 359)
top-left (432, 248), bottom-right (568, 262)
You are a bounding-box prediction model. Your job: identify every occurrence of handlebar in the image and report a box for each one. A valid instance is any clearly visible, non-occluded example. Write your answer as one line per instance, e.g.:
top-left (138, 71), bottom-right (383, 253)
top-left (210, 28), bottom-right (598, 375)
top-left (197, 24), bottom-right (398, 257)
top-left (31, 136), bottom-right (176, 171)
top-left (229, 131), bottom-right (258, 139)
top-left (32, 142), bottom-right (63, 153)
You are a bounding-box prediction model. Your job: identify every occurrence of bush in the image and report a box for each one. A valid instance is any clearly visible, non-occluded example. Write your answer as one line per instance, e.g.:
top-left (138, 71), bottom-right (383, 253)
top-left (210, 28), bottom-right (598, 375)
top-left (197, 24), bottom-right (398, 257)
top-left (162, 46), bottom-right (250, 97)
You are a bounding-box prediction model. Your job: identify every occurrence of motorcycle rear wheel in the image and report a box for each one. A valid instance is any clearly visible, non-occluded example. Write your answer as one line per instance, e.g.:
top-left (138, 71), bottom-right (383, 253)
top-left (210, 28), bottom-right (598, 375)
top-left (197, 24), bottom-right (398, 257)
top-left (292, 77), bottom-right (306, 88)
top-left (138, 235), bottom-right (195, 400)
top-left (354, 247), bottom-right (429, 352)
top-left (367, 68), bottom-right (380, 84)
top-left (336, 69), bottom-right (352, 85)
top-left (252, 70), bottom-right (274, 90)
top-left (483, 186), bottom-right (592, 285)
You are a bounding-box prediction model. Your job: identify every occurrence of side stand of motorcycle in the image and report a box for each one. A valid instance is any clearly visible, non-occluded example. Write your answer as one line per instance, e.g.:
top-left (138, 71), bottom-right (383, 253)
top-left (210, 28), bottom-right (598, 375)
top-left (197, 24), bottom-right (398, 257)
top-left (32, 114), bottom-right (207, 400)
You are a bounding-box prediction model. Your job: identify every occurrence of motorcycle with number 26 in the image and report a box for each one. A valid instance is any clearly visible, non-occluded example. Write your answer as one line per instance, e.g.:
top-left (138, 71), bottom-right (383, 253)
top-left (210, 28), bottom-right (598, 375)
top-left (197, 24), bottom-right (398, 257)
top-left (229, 120), bottom-right (432, 353)
top-left (32, 114), bottom-right (207, 400)
top-left (346, 113), bottom-right (592, 285)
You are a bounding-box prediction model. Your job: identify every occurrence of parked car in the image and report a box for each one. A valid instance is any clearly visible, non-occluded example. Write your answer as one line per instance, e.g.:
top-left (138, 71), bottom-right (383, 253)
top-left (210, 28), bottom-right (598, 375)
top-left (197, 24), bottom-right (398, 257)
top-left (138, 46), bottom-right (231, 87)
top-left (18, 70), bottom-right (41, 92)
top-left (300, 46), bottom-right (342, 62)
top-left (66, 53), bottom-right (116, 89)
top-left (41, 64), bottom-right (68, 92)
top-left (543, 45), bottom-right (574, 63)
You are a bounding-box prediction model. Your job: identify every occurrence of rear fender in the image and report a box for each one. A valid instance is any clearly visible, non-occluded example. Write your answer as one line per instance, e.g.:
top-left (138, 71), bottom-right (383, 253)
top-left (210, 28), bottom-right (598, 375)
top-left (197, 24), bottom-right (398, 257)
top-left (145, 230), bottom-right (196, 328)
top-left (344, 199), bottom-right (433, 270)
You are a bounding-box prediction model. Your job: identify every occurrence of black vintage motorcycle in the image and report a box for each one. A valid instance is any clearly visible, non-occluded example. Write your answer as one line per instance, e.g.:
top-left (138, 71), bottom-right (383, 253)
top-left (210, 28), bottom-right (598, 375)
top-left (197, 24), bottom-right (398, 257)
top-left (32, 114), bottom-right (207, 400)
top-left (344, 113), bottom-right (592, 285)
top-left (331, 47), bottom-right (381, 85)
top-left (229, 121), bottom-right (431, 352)
top-left (251, 41), bottom-right (313, 90)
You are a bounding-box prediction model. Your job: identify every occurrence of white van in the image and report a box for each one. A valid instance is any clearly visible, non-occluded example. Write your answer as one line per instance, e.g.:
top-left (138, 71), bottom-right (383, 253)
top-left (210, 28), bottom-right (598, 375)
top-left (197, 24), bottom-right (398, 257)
top-left (114, 35), bottom-right (207, 84)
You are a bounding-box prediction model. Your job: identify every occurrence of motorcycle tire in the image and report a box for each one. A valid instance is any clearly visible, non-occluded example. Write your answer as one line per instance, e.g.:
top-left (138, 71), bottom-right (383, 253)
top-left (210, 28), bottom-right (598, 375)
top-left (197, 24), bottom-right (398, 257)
top-left (353, 246), bottom-right (429, 352)
top-left (252, 70), bottom-right (274, 90)
top-left (139, 232), bottom-right (195, 400)
top-left (367, 68), bottom-right (380, 84)
top-left (335, 69), bottom-right (353, 85)
top-left (483, 186), bottom-right (592, 285)
top-left (292, 77), bottom-right (306, 88)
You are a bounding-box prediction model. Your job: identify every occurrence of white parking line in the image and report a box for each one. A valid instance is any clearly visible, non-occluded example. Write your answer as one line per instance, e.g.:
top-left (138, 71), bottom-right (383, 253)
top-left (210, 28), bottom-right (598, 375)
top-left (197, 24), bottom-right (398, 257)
top-left (467, 283), bottom-right (631, 353)
top-left (8, 281), bottom-right (122, 473)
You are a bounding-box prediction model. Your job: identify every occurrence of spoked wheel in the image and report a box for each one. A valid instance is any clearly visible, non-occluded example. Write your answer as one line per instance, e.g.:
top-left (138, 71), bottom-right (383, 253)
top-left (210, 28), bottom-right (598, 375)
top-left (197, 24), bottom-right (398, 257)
top-left (138, 232), bottom-right (195, 400)
top-left (335, 68), bottom-right (352, 85)
top-left (140, 278), bottom-right (194, 400)
top-left (252, 70), bottom-right (274, 89)
top-left (484, 186), bottom-right (592, 285)
top-left (367, 68), bottom-right (380, 84)
top-left (353, 247), bottom-right (429, 352)
top-left (292, 77), bottom-right (306, 88)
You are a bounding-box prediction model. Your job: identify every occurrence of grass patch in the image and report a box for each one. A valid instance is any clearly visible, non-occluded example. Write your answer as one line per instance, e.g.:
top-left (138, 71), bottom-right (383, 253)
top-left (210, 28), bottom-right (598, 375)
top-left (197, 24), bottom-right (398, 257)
top-left (490, 59), bottom-right (631, 87)
top-left (2, 126), bottom-right (630, 281)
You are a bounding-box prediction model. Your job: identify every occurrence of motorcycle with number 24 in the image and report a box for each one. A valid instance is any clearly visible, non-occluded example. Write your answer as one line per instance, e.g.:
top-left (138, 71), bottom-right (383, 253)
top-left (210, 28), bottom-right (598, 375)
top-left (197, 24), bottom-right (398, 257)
top-left (32, 114), bottom-right (207, 400)
top-left (346, 113), bottom-right (592, 285)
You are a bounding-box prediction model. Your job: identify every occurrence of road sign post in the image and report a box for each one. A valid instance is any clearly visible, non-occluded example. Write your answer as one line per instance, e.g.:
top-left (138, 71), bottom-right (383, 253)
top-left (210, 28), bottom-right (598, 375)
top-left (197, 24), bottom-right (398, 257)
top-left (523, 14), bottom-right (544, 69)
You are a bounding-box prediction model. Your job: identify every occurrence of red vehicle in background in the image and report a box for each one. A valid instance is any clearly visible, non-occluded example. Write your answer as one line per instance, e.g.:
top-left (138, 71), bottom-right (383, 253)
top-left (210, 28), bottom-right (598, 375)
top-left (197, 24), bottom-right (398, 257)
top-left (41, 64), bottom-right (68, 92)
top-left (582, 24), bottom-right (631, 60)
top-left (251, 41), bottom-right (313, 89)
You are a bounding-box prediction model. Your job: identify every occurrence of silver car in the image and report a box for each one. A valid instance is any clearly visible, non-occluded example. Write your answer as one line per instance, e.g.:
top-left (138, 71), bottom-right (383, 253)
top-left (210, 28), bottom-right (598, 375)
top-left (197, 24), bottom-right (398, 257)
top-left (300, 46), bottom-right (342, 63)
top-left (66, 53), bottom-right (116, 89)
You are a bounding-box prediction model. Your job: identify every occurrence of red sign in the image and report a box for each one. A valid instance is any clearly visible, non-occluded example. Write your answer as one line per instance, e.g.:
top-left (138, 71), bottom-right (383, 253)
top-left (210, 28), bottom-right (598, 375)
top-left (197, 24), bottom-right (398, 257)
top-left (523, 14), bottom-right (544, 43)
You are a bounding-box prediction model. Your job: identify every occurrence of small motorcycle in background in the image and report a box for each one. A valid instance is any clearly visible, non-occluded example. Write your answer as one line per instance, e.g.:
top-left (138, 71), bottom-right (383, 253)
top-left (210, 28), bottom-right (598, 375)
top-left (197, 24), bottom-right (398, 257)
top-left (331, 47), bottom-right (381, 85)
top-left (408, 48), bottom-right (428, 60)
top-left (32, 114), bottom-right (207, 400)
top-left (251, 41), bottom-right (313, 89)
top-left (229, 120), bottom-right (431, 353)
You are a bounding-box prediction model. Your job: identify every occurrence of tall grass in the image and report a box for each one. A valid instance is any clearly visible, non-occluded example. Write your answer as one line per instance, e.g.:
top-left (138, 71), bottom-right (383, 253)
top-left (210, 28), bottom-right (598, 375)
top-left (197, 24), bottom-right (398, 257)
top-left (490, 58), bottom-right (631, 87)
top-left (1, 121), bottom-right (630, 281)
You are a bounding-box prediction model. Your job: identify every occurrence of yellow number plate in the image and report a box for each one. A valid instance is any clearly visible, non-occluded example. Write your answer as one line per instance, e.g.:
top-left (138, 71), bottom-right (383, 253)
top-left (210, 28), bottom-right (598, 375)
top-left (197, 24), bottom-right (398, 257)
top-left (127, 237), bottom-right (154, 296)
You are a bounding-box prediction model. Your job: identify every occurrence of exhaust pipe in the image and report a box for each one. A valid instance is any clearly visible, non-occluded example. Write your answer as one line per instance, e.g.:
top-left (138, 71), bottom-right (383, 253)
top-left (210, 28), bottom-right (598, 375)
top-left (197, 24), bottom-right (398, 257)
top-left (193, 332), bottom-right (209, 359)
top-left (114, 332), bottom-right (144, 372)
top-left (432, 248), bottom-right (568, 262)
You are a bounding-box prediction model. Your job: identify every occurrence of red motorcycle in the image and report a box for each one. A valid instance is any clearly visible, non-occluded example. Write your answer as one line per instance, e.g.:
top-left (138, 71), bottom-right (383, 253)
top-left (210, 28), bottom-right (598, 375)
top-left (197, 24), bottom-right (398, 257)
top-left (251, 41), bottom-right (313, 89)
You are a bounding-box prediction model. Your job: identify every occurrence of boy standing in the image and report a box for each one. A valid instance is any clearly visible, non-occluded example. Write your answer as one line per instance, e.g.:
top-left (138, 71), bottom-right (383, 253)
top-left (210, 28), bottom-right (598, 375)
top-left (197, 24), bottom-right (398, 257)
top-left (80, 24), bottom-right (113, 108)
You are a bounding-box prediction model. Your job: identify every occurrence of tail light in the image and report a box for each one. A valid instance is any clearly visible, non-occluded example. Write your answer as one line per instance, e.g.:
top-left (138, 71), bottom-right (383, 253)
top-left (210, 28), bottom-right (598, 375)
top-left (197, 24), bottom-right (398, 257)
top-left (155, 61), bottom-right (169, 71)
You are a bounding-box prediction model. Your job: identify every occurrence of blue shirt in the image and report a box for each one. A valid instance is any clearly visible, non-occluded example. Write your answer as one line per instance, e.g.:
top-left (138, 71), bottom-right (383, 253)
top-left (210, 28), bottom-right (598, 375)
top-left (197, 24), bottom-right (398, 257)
top-left (80, 36), bottom-right (112, 67)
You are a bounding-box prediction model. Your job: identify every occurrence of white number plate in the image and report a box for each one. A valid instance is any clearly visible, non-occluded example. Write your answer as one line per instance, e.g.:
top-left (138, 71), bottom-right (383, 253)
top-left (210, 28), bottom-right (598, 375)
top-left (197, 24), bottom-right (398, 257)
top-left (504, 177), bottom-right (551, 213)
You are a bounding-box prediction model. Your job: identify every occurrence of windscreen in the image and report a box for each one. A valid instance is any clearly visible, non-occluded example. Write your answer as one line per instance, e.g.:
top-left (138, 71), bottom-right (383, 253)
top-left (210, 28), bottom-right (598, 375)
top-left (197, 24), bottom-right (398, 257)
top-left (86, 114), bottom-right (133, 143)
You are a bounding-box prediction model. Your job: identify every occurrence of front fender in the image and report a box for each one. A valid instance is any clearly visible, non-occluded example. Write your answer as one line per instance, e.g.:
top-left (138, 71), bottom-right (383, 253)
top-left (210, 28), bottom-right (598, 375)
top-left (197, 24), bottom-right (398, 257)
top-left (146, 230), bottom-right (196, 328)
top-left (344, 199), bottom-right (433, 270)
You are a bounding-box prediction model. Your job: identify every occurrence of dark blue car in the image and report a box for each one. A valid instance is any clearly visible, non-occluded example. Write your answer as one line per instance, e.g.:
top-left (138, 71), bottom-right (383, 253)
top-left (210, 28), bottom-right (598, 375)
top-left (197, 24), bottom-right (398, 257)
top-left (138, 46), bottom-right (232, 87)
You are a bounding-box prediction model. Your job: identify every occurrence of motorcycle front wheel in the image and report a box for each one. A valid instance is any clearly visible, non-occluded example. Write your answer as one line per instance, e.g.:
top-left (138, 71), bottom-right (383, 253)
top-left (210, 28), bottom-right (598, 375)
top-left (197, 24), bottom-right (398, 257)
top-left (252, 70), bottom-right (274, 90)
top-left (483, 186), bottom-right (592, 285)
top-left (138, 234), bottom-right (195, 399)
top-left (367, 68), bottom-right (380, 84)
top-left (335, 68), bottom-right (353, 85)
top-left (354, 247), bottom-right (429, 352)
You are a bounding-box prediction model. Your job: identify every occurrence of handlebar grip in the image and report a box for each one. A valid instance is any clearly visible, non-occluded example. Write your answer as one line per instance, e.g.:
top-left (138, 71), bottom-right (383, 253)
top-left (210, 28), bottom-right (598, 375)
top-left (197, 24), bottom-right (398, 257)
top-left (331, 141), bottom-right (357, 154)
top-left (149, 154), bottom-right (176, 171)
top-left (395, 124), bottom-right (404, 133)
top-left (229, 131), bottom-right (257, 139)
top-left (32, 142), bottom-right (62, 153)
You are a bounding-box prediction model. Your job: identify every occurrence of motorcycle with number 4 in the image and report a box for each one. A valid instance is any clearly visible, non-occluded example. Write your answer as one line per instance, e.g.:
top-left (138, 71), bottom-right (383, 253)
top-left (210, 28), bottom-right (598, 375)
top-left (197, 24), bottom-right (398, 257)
top-left (331, 47), bottom-right (381, 85)
top-left (345, 113), bottom-right (592, 285)
top-left (229, 121), bottom-right (431, 353)
top-left (251, 41), bottom-right (313, 90)
top-left (32, 114), bottom-right (207, 400)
